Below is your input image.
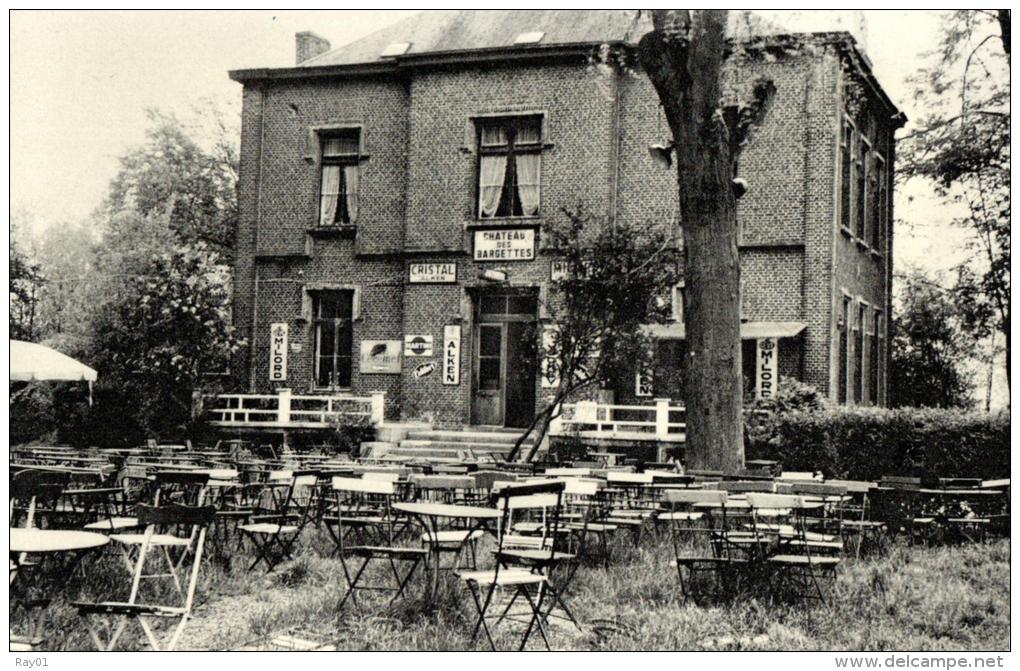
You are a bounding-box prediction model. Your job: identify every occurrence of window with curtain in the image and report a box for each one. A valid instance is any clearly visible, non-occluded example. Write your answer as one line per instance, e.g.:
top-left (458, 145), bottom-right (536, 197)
top-left (313, 291), bottom-right (354, 388)
top-left (318, 130), bottom-right (361, 227)
top-left (476, 116), bottom-right (542, 219)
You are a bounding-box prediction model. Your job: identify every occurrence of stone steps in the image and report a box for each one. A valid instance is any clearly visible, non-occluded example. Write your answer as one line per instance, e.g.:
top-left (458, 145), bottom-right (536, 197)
top-left (362, 427), bottom-right (539, 463)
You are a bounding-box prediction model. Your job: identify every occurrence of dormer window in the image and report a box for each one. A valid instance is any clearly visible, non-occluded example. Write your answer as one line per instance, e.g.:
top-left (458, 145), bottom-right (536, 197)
top-left (318, 130), bottom-right (360, 227)
top-left (476, 116), bottom-right (542, 219)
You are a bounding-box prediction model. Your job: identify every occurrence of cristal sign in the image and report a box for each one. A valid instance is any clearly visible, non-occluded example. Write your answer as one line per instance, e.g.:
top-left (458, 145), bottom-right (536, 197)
top-left (409, 262), bottom-right (457, 284)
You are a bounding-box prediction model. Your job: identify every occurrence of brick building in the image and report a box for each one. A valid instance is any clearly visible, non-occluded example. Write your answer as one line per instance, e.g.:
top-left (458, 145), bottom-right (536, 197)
top-left (226, 10), bottom-right (904, 430)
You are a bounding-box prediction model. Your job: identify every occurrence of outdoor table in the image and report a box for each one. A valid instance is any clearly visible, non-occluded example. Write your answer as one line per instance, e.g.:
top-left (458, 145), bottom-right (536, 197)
top-left (10, 528), bottom-right (111, 645)
top-left (392, 502), bottom-right (500, 602)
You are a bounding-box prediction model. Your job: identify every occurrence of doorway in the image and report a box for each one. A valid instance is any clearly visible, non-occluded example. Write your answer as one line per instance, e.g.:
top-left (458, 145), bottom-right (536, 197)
top-left (470, 290), bottom-right (538, 428)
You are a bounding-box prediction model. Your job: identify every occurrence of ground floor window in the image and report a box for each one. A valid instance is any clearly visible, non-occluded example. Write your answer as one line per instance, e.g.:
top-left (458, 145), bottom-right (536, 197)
top-left (313, 290), bottom-right (354, 388)
top-left (855, 304), bottom-right (866, 403)
top-left (839, 296), bottom-right (851, 404)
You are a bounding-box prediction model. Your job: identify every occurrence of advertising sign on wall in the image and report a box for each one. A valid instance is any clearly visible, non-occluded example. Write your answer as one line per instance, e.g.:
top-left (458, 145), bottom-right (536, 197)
top-left (404, 335), bottom-right (434, 357)
top-left (359, 340), bottom-right (402, 374)
top-left (269, 323), bottom-right (288, 381)
top-left (756, 337), bottom-right (779, 399)
top-left (443, 325), bottom-right (461, 386)
top-left (409, 262), bottom-right (457, 284)
top-left (473, 229), bottom-right (535, 262)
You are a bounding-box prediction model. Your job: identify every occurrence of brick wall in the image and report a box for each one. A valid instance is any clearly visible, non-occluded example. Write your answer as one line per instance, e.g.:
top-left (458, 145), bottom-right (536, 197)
top-left (230, 41), bottom-right (893, 421)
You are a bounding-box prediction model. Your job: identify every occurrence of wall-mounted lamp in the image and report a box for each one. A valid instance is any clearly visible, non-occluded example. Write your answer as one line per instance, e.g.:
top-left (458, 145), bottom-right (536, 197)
top-left (648, 141), bottom-right (675, 169)
top-left (732, 177), bottom-right (748, 199)
top-left (478, 269), bottom-right (508, 283)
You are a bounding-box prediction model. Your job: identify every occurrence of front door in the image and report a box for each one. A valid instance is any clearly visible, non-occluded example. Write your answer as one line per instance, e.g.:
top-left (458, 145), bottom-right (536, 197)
top-left (472, 323), bottom-right (504, 425)
top-left (470, 291), bottom-right (538, 428)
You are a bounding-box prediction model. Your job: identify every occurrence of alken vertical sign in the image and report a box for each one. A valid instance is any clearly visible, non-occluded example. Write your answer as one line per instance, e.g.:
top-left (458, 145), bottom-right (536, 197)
top-left (756, 337), bottom-right (778, 399)
top-left (443, 325), bottom-right (460, 386)
top-left (270, 323), bottom-right (288, 381)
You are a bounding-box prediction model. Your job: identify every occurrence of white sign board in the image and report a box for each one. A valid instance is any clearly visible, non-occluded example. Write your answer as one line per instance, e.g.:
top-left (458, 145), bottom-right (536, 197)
top-left (541, 326), bottom-right (559, 388)
top-left (473, 229), bottom-right (535, 262)
top-left (443, 325), bottom-right (461, 386)
top-left (359, 340), bottom-right (402, 374)
top-left (269, 323), bottom-right (288, 382)
top-left (635, 368), bottom-right (654, 397)
top-left (756, 337), bottom-right (779, 399)
top-left (404, 335), bottom-right (434, 357)
top-left (551, 260), bottom-right (568, 281)
top-left (409, 262), bottom-right (457, 284)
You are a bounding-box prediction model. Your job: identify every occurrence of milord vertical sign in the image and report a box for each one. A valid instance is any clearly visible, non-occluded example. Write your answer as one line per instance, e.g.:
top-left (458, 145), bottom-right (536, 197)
top-left (756, 337), bottom-right (779, 399)
top-left (269, 323), bottom-right (288, 382)
top-left (443, 325), bottom-right (461, 386)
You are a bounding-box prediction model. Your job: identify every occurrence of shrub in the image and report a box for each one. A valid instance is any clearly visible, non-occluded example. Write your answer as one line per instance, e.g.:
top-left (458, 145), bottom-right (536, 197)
top-left (745, 406), bottom-right (1010, 481)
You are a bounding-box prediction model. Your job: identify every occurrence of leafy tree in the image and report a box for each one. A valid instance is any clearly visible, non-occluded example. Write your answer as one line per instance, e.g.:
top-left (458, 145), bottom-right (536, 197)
top-left (9, 222), bottom-right (43, 341)
top-left (505, 208), bottom-right (677, 461)
top-left (105, 107), bottom-right (239, 253)
top-left (889, 272), bottom-right (973, 409)
top-left (89, 218), bottom-right (245, 438)
top-left (901, 10), bottom-right (1010, 396)
top-left (30, 220), bottom-right (98, 351)
top-left (637, 10), bottom-right (775, 472)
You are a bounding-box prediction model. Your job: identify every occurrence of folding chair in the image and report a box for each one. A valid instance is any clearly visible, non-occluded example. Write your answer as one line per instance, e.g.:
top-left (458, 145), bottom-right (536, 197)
top-left (332, 476), bottom-right (427, 613)
top-left (746, 493), bottom-right (841, 604)
top-left (238, 470), bottom-right (318, 572)
top-left (504, 477), bottom-right (593, 630)
top-left (75, 503), bottom-right (216, 650)
top-left (662, 489), bottom-right (748, 604)
top-left (411, 475), bottom-right (486, 570)
top-left (10, 469), bottom-right (70, 530)
top-left (827, 480), bottom-right (886, 557)
top-left (458, 480), bottom-right (566, 651)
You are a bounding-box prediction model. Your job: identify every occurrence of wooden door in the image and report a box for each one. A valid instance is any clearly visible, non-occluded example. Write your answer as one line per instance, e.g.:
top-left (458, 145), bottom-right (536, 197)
top-left (471, 323), bottom-right (504, 425)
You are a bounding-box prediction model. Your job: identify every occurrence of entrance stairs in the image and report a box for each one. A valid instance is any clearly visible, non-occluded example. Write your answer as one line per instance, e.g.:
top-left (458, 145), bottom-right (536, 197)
top-left (362, 426), bottom-right (537, 463)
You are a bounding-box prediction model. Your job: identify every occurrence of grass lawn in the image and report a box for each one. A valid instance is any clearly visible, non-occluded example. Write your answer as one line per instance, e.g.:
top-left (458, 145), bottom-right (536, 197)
top-left (14, 529), bottom-right (1009, 651)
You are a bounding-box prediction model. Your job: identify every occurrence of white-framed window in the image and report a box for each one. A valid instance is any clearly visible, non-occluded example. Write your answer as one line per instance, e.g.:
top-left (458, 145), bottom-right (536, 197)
top-left (476, 116), bottom-right (542, 219)
top-left (318, 129), bottom-right (361, 227)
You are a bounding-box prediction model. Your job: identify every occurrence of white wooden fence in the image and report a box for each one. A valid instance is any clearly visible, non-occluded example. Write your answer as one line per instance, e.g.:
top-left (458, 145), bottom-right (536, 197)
top-left (204, 389), bottom-right (385, 429)
top-left (550, 398), bottom-right (686, 442)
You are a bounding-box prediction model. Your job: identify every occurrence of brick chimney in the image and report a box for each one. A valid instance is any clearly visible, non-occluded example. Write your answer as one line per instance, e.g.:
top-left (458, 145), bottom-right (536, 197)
top-left (296, 31), bottom-right (331, 65)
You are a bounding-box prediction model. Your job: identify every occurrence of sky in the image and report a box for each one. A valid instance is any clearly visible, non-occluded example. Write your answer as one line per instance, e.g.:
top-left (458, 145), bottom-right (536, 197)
top-left (10, 9), bottom-right (964, 268)
top-left (8, 9), bottom-right (1007, 406)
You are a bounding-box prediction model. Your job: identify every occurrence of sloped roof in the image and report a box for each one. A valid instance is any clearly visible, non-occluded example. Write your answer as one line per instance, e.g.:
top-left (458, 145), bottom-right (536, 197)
top-left (300, 10), bottom-right (786, 68)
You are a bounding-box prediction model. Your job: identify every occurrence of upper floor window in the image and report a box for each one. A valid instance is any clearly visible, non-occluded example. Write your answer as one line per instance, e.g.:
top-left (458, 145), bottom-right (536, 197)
top-left (840, 120), bottom-right (854, 232)
top-left (871, 154), bottom-right (887, 253)
top-left (318, 130), bottom-right (360, 227)
top-left (477, 116), bottom-right (542, 219)
top-left (855, 137), bottom-right (870, 240)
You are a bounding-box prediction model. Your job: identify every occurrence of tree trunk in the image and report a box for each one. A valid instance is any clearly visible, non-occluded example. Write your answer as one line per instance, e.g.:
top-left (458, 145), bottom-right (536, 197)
top-left (639, 10), bottom-right (745, 472)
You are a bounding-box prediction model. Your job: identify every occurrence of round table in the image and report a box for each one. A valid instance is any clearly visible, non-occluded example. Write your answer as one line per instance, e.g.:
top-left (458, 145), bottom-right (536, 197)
top-left (10, 528), bottom-right (111, 646)
top-left (11, 528), bottom-right (110, 554)
top-left (392, 502), bottom-right (500, 602)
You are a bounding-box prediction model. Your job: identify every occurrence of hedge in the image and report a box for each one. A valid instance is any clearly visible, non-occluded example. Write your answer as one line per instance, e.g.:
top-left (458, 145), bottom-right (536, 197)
top-left (745, 406), bottom-right (1010, 481)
